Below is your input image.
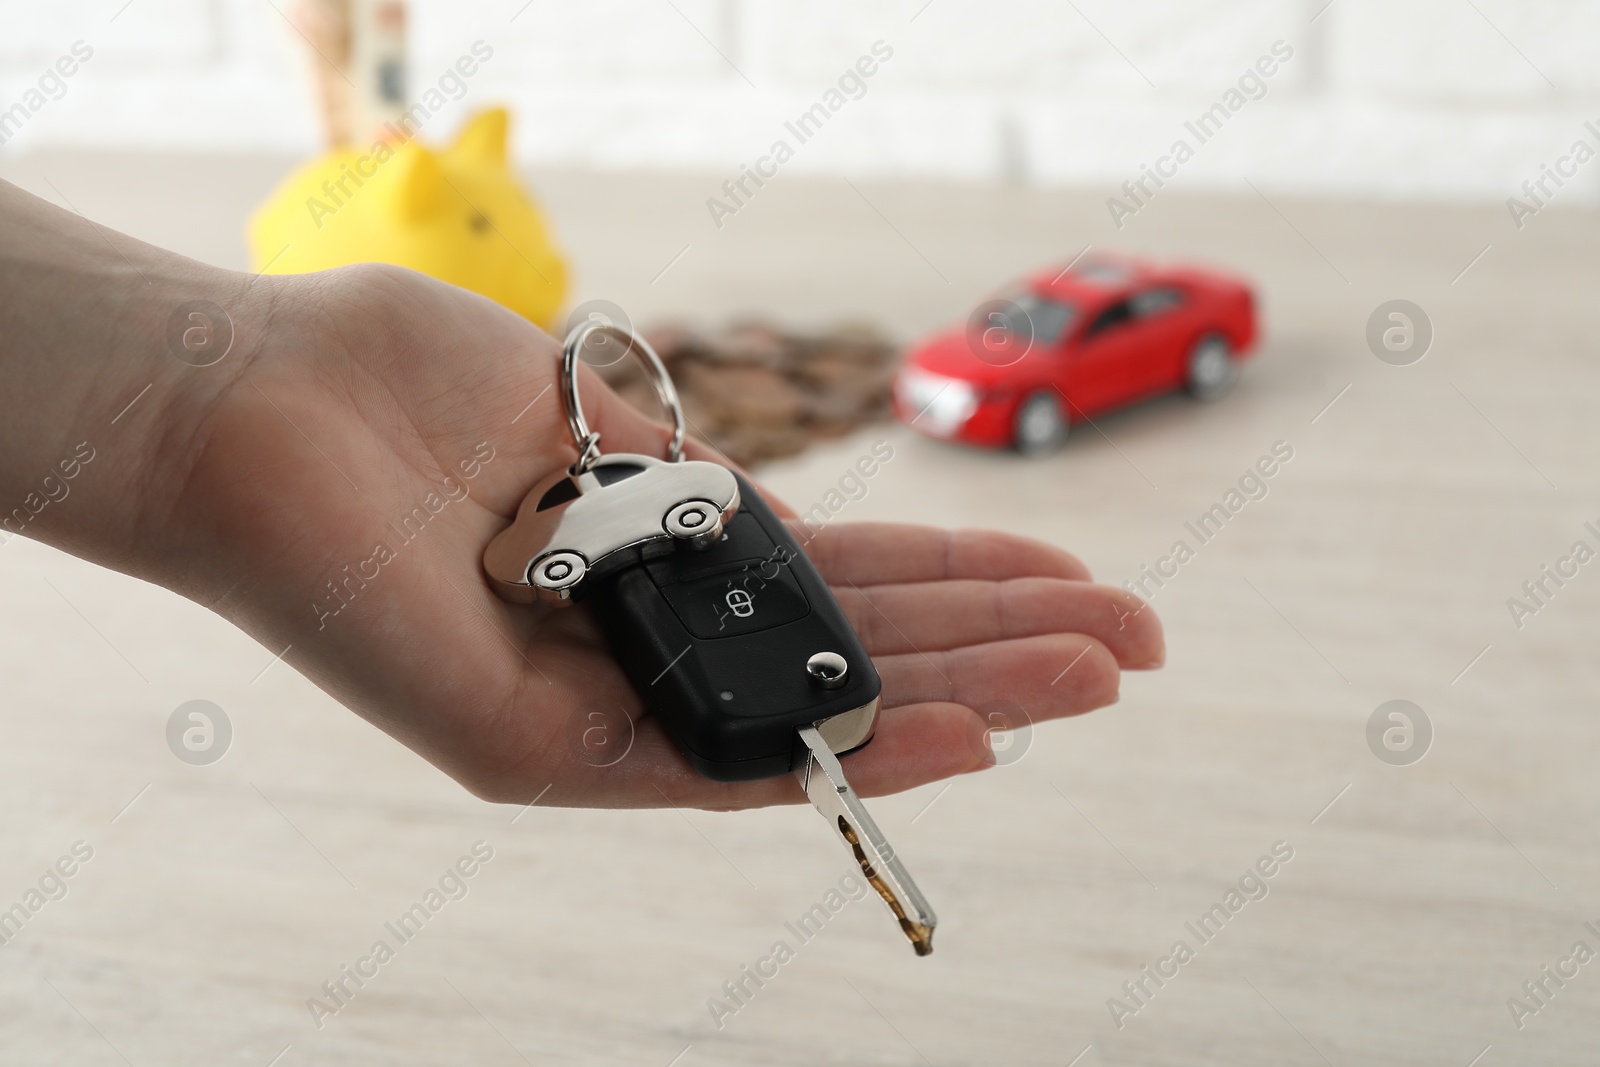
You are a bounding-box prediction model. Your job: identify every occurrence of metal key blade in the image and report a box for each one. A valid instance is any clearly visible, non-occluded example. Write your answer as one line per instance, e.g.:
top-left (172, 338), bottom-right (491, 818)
top-left (795, 726), bottom-right (937, 956)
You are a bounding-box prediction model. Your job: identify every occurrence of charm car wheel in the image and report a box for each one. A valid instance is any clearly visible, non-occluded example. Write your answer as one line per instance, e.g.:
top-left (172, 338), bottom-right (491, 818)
top-left (665, 499), bottom-right (725, 546)
top-left (532, 550), bottom-right (588, 595)
top-left (1012, 391), bottom-right (1069, 455)
top-left (1186, 334), bottom-right (1237, 400)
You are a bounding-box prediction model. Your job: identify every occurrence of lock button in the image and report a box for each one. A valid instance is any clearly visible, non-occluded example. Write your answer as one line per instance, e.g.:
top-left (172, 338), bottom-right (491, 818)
top-left (655, 558), bottom-right (811, 639)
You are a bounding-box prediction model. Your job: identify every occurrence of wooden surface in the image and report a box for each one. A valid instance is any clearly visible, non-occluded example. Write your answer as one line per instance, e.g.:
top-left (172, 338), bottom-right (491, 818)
top-left (2, 152), bottom-right (1599, 1066)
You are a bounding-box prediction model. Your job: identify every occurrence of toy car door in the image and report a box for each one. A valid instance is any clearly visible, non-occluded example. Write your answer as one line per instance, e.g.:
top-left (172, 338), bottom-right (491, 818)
top-left (1067, 297), bottom-right (1141, 416)
top-left (1124, 286), bottom-right (1191, 396)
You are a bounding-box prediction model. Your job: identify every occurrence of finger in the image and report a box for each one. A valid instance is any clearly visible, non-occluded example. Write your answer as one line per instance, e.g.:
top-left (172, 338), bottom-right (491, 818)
top-left (823, 701), bottom-right (996, 799)
top-left (531, 701), bottom-right (993, 810)
top-left (874, 632), bottom-right (1121, 718)
top-left (463, 561), bottom-right (1118, 810)
top-left (837, 578), bottom-right (1163, 669)
top-left (798, 523), bottom-right (1093, 586)
top-left (517, 709), bottom-right (803, 811)
top-left (487, 637), bottom-right (1112, 811)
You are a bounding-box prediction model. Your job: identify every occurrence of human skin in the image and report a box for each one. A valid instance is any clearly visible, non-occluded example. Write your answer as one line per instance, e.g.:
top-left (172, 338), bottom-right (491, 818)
top-left (0, 177), bottom-right (1164, 810)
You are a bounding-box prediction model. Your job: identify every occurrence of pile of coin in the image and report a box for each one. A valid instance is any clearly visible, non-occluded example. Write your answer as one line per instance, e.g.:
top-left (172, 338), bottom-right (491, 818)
top-left (595, 321), bottom-right (901, 466)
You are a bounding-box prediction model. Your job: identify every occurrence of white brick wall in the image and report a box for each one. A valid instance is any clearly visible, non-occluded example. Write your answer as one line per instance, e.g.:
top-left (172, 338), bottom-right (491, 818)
top-left (1, 0), bottom-right (1596, 204)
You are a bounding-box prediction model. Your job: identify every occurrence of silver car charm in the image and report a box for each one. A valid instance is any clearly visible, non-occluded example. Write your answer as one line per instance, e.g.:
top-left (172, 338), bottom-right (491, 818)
top-left (482, 323), bottom-right (740, 604)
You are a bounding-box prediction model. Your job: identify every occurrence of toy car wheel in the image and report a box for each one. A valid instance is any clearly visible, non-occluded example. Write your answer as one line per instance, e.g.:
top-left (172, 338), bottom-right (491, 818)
top-left (1013, 391), bottom-right (1069, 455)
top-left (1186, 334), bottom-right (1238, 400)
top-left (531, 550), bottom-right (587, 595)
top-left (665, 499), bottom-right (725, 545)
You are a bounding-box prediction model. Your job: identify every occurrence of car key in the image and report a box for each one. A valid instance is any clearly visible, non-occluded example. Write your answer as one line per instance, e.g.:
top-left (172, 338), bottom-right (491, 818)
top-left (484, 321), bottom-right (937, 955)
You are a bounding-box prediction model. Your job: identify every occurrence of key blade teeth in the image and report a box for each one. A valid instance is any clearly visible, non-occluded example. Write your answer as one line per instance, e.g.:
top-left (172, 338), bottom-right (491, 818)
top-left (835, 813), bottom-right (937, 955)
top-left (795, 726), bottom-right (938, 956)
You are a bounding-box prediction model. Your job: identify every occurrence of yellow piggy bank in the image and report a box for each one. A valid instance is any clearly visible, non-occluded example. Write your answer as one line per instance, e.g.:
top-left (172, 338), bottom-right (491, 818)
top-left (248, 107), bottom-right (566, 329)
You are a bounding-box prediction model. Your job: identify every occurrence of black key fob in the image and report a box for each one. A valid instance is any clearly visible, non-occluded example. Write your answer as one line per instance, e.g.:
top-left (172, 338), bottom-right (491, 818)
top-left (588, 470), bottom-right (879, 781)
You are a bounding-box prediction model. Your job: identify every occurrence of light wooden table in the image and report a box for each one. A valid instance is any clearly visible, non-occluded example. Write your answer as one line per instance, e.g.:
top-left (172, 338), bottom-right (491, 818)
top-left (3, 152), bottom-right (1598, 1066)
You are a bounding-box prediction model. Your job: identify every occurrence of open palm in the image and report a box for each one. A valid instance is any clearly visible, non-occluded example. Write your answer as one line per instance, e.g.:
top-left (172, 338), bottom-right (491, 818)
top-left (154, 264), bottom-right (1163, 810)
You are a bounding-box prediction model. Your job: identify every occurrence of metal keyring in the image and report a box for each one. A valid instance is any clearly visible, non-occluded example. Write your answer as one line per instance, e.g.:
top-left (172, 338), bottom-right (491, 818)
top-left (561, 321), bottom-right (686, 473)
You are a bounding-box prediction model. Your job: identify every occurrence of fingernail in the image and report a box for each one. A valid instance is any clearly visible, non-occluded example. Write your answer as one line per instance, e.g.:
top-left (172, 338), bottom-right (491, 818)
top-left (1131, 648), bottom-right (1166, 670)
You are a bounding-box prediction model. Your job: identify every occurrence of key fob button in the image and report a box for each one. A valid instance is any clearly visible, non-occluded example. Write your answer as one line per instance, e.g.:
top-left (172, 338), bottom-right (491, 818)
top-left (805, 651), bottom-right (849, 689)
top-left (655, 559), bottom-right (811, 639)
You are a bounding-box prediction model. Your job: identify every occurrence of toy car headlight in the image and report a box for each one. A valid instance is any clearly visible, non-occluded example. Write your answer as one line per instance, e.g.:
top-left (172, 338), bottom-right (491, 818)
top-left (898, 370), bottom-right (978, 436)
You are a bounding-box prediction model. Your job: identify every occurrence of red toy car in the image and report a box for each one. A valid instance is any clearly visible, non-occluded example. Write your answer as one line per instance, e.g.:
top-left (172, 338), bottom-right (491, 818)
top-left (892, 256), bottom-right (1257, 453)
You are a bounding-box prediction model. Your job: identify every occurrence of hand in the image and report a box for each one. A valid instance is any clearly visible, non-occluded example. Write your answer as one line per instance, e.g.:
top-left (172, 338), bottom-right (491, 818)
top-left (0, 173), bottom-right (1163, 811)
top-left (124, 264), bottom-right (1159, 809)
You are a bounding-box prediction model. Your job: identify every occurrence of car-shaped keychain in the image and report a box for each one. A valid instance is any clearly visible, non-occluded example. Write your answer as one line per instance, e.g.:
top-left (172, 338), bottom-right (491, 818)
top-left (483, 329), bottom-right (740, 603)
top-left (893, 255), bottom-right (1257, 453)
top-left (483, 454), bottom-right (740, 602)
